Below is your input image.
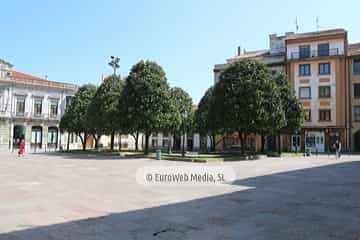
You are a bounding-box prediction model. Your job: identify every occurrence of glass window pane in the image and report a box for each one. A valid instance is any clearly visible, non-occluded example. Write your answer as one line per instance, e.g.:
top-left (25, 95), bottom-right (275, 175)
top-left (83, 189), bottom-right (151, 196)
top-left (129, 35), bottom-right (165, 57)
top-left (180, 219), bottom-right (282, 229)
top-left (318, 43), bottom-right (329, 56)
top-left (354, 60), bottom-right (360, 75)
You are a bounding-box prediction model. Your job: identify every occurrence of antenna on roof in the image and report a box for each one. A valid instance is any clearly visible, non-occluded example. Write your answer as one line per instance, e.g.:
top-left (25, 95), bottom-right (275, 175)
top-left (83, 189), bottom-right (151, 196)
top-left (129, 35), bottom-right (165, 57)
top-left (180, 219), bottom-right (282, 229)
top-left (316, 17), bottom-right (320, 31)
top-left (295, 17), bottom-right (299, 33)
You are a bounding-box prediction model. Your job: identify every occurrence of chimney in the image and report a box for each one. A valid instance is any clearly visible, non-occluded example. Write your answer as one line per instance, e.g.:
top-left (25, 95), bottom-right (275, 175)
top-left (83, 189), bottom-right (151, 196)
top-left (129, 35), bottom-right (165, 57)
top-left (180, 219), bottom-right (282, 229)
top-left (237, 46), bottom-right (241, 56)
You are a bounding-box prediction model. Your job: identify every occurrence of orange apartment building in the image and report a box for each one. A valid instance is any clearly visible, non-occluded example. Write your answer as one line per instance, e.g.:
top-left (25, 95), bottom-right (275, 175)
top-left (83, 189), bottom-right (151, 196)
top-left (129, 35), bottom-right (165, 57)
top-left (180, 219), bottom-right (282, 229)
top-left (214, 28), bottom-right (360, 153)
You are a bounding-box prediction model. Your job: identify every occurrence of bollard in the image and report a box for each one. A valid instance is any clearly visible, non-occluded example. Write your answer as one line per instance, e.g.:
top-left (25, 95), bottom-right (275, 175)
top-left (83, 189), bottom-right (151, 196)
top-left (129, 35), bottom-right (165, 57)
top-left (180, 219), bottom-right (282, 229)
top-left (156, 149), bottom-right (161, 160)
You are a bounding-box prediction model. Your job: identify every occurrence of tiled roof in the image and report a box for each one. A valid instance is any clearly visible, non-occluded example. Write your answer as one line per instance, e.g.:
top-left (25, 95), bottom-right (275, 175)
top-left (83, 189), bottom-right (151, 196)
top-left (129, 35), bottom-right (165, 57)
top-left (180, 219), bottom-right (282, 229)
top-left (226, 50), bottom-right (270, 63)
top-left (348, 43), bottom-right (360, 57)
top-left (11, 71), bottom-right (48, 82)
top-left (10, 70), bottom-right (77, 90)
top-left (286, 28), bottom-right (346, 41)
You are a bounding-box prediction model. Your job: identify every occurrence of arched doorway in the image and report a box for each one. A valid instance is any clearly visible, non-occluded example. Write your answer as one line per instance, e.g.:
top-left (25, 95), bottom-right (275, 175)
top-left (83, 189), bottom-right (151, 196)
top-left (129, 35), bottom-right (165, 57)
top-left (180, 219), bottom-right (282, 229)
top-left (13, 125), bottom-right (25, 149)
top-left (31, 126), bottom-right (42, 150)
top-left (354, 130), bottom-right (360, 152)
top-left (48, 126), bottom-right (58, 149)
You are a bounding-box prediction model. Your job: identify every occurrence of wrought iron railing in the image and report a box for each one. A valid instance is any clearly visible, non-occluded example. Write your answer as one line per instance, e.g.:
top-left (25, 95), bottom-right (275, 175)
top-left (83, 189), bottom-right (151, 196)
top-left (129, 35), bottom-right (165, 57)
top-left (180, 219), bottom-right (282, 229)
top-left (289, 48), bottom-right (340, 60)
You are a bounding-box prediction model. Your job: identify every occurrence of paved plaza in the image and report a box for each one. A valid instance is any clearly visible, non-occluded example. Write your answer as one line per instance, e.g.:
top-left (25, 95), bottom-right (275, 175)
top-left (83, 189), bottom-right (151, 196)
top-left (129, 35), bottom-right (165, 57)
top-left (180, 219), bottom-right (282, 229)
top-left (0, 152), bottom-right (359, 239)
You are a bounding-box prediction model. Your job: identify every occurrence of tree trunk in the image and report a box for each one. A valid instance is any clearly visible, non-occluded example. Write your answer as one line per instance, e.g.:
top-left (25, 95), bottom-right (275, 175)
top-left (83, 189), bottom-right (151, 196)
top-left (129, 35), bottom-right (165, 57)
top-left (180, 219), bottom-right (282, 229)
top-left (144, 133), bottom-right (150, 155)
top-left (168, 133), bottom-right (172, 154)
top-left (212, 133), bottom-right (216, 151)
top-left (67, 133), bottom-right (70, 152)
top-left (94, 138), bottom-right (99, 150)
top-left (261, 134), bottom-right (265, 153)
top-left (110, 132), bottom-right (115, 151)
top-left (118, 134), bottom-right (122, 151)
top-left (132, 132), bottom-right (139, 151)
top-left (277, 134), bottom-right (281, 154)
top-left (92, 134), bottom-right (99, 150)
top-left (239, 132), bottom-right (245, 155)
top-left (80, 133), bottom-right (87, 151)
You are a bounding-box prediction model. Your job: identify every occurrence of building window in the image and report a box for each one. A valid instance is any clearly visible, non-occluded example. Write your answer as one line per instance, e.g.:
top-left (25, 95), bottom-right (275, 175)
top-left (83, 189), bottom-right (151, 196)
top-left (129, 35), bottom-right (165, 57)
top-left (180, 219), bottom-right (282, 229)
top-left (354, 84), bottom-right (360, 98)
top-left (50, 100), bottom-right (58, 117)
top-left (299, 64), bottom-right (311, 76)
top-left (65, 96), bottom-right (73, 108)
top-left (319, 86), bottom-right (331, 98)
top-left (16, 96), bottom-right (25, 116)
top-left (354, 59), bottom-right (360, 75)
top-left (33, 98), bottom-right (42, 116)
top-left (354, 106), bottom-right (360, 122)
top-left (319, 63), bottom-right (330, 75)
top-left (31, 126), bottom-right (42, 147)
top-left (319, 110), bottom-right (331, 121)
top-left (304, 109), bottom-right (311, 122)
top-left (48, 127), bottom-right (58, 144)
top-left (299, 45), bottom-right (310, 58)
top-left (299, 87), bottom-right (311, 99)
top-left (318, 43), bottom-right (330, 56)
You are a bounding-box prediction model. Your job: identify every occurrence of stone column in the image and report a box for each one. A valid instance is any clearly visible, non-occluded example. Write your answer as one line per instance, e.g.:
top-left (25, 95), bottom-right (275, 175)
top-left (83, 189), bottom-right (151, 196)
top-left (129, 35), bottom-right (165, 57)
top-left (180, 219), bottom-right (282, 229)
top-left (42, 124), bottom-right (48, 152)
top-left (9, 122), bottom-right (14, 152)
top-left (157, 133), bottom-right (163, 149)
top-left (57, 126), bottom-right (61, 151)
top-left (25, 123), bottom-right (31, 153)
top-left (193, 133), bottom-right (200, 151)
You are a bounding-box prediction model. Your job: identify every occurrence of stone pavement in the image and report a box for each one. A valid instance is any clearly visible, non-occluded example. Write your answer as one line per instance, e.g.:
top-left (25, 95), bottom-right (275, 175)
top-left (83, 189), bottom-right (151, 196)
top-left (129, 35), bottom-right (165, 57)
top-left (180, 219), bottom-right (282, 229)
top-left (0, 151), bottom-right (359, 239)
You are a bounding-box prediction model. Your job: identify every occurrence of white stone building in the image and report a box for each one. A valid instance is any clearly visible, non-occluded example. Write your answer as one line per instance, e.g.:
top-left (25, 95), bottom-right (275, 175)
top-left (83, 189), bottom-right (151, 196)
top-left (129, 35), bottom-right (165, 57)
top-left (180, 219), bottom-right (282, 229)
top-left (0, 59), bottom-right (78, 153)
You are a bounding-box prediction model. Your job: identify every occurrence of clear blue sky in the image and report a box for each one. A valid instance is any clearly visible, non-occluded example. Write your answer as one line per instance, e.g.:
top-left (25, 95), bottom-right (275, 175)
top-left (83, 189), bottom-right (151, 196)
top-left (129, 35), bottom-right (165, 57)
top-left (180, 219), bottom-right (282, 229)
top-left (1, 0), bottom-right (359, 103)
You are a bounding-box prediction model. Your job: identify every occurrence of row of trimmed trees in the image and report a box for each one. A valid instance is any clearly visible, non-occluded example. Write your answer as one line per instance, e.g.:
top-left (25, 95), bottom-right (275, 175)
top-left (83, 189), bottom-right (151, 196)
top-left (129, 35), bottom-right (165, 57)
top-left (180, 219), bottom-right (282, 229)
top-left (60, 59), bottom-right (303, 155)
top-left (60, 60), bottom-right (193, 154)
top-left (194, 59), bottom-right (304, 154)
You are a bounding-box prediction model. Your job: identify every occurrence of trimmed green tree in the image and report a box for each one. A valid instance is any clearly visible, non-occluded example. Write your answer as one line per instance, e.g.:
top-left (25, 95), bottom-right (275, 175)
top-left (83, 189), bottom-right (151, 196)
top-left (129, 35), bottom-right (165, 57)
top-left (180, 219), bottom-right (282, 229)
top-left (119, 60), bottom-right (170, 154)
top-left (274, 72), bottom-right (304, 153)
top-left (165, 87), bottom-right (193, 153)
top-left (212, 59), bottom-right (286, 154)
top-left (60, 84), bottom-right (97, 151)
top-left (195, 86), bottom-right (219, 151)
top-left (88, 75), bottom-right (124, 150)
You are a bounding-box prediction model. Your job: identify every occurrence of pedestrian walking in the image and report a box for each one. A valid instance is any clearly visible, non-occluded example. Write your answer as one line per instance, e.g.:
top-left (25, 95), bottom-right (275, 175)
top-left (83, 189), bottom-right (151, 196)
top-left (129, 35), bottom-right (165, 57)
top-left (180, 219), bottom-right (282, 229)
top-left (18, 139), bottom-right (25, 157)
top-left (335, 140), bottom-right (341, 159)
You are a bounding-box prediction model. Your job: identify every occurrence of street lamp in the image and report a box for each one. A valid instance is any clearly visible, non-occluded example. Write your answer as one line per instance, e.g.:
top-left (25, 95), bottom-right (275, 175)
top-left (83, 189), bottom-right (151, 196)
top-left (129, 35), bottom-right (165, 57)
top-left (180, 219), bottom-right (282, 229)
top-left (108, 56), bottom-right (120, 75)
top-left (182, 110), bottom-right (188, 157)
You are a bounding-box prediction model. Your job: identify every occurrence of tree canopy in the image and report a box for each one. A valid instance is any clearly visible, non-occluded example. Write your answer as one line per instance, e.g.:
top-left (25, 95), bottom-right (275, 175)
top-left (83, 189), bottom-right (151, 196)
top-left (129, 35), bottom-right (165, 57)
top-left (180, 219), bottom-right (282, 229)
top-left (119, 60), bottom-right (170, 154)
top-left (88, 75), bottom-right (124, 150)
top-left (212, 59), bottom-right (286, 153)
top-left (60, 84), bottom-right (97, 151)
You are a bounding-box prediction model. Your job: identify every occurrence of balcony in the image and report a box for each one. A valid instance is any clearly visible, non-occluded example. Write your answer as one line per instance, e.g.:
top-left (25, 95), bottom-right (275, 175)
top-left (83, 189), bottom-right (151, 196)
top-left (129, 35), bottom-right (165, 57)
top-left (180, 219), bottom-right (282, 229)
top-left (7, 112), bottom-right (61, 121)
top-left (289, 48), bottom-right (340, 60)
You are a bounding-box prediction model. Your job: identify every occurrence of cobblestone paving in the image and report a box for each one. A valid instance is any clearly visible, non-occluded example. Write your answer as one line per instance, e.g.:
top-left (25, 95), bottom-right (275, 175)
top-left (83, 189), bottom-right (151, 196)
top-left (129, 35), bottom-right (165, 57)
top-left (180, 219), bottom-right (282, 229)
top-left (0, 152), bottom-right (359, 239)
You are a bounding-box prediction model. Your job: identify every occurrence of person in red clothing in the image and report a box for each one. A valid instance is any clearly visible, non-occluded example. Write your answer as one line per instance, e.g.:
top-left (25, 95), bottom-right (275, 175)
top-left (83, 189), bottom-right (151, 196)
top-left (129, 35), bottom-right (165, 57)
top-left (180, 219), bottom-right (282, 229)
top-left (18, 139), bottom-right (25, 157)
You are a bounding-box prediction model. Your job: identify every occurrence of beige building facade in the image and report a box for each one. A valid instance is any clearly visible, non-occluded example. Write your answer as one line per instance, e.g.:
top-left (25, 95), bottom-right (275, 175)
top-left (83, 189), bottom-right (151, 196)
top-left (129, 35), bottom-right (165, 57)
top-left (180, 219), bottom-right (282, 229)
top-left (214, 28), bottom-right (360, 153)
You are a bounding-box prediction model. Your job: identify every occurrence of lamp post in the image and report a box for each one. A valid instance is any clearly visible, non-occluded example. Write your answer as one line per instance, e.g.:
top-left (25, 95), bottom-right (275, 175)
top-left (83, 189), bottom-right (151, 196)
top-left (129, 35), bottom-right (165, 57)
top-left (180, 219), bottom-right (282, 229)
top-left (182, 111), bottom-right (188, 157)
top-left (108, 56), bottom-right (120, 75)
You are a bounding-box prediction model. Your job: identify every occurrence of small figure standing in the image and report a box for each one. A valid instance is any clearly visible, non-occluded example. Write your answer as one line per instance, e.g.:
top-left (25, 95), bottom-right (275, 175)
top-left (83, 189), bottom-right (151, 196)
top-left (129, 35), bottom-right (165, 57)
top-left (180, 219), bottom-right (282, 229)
top-left (18, 139), bottom-right (25, 157)
top-left (335, 140), bottom-right (341, 159)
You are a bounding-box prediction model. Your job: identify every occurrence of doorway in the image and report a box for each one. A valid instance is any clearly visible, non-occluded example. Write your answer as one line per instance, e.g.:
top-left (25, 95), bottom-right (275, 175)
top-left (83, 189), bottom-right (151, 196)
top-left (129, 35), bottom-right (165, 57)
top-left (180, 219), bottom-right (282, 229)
top-left (305, 131), bottom-right (325, 153)
top-left (13, 125), bottom-right (25, 149)
top-left (31, 126), bottom-right (43, 149)
top-left (291, 135), bottom-right (301, 152)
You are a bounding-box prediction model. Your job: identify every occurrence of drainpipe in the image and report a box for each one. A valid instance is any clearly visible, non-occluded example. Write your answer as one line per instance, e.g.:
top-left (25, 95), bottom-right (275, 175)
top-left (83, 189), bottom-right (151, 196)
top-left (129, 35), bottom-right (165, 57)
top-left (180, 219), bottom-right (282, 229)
top-left (347, 57), bottom-right (352, 152)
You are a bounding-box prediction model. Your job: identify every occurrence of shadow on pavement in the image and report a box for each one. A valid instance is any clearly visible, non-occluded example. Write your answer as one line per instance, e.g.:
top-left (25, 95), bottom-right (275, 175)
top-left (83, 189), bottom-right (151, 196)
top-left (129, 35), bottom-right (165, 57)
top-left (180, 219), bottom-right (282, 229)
top-left (1, 161), bottom-right (360, 239)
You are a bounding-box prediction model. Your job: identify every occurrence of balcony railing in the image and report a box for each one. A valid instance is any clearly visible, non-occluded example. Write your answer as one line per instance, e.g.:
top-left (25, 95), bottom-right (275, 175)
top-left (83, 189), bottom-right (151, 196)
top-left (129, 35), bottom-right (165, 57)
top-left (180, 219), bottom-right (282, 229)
top-left (289, 48), bottom-right (340, 60)
top-left (8, 111), bottom-right (61, 121)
